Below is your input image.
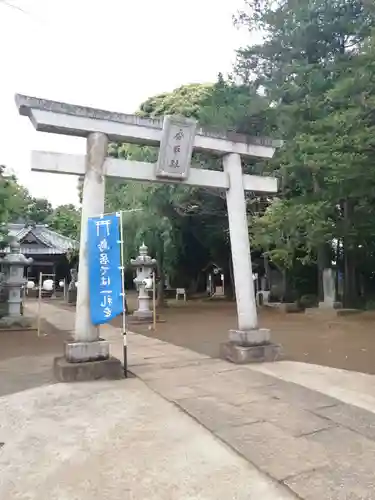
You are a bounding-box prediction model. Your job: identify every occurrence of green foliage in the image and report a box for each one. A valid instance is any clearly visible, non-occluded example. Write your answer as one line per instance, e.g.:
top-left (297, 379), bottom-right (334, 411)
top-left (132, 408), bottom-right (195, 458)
top-left (47, 204), bottom-right (81, 239)
top-left (0, 165), bottom-right (81, 251)
top-left (0, 167), bottom-right (41, 246)
top-left (235, 1), bottom-right (375, 239)
top-left (102, 1), bottom-right (375, 305)
top-left (139, 83), bottom-right (214, 120)
top-left (234, 0), bottom-right (375, 304)
top-left (251, 198), bottom-right (333, 268)
top-left (106, 81), bottom-right (272, 290)
top-left (0, 167), bottom-right (29, 217)
top-left (25, 197), bottom-right (53, 224)
top-left (138, 78), bottom-right (272, 136)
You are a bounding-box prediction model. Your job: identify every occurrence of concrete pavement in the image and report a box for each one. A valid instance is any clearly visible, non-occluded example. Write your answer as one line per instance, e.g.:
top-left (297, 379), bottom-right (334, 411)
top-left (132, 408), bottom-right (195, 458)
top-left (250, 360), bottom-right (375, 414)
top-left (0, 302), bottom-right (296, 500)
top-left (0, 378), bottom-right (295, 500)
top-left (11, 301), bottom-right (375, 499)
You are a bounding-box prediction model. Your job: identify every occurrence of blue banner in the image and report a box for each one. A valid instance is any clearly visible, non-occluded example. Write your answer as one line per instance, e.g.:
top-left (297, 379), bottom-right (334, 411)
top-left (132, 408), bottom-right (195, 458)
top-left (88, 214), bottom-right (123, 325)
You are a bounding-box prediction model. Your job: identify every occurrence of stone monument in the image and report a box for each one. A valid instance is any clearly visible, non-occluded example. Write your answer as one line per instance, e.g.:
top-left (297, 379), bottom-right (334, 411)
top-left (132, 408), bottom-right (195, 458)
top-left (130, 243), bottom-right (156, 322)
top-left (0, 239), bottom-right (33, 328)
top-left (319, 268), bottom-right (337, 309)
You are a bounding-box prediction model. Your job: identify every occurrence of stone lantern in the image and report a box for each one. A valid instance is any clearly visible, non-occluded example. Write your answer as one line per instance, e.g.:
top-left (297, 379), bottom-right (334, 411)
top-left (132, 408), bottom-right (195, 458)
top-left (0, 239), bottom-right (33, 327)
top-left (130, 243), bottom-right (156, 321)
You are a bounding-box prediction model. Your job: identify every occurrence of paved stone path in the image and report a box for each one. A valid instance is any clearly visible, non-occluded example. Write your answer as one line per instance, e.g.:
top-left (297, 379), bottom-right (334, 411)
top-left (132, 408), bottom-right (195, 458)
top-left (25, 302), bottom-right (375, 499)
top-left (2, 379), bottom-right (299, 500)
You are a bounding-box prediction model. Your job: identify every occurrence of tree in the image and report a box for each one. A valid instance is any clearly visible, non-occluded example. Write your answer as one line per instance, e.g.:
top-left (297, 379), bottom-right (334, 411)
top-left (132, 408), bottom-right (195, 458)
top-left (26, 197), bottom-right (53, 224)
top-left (139, 83), bottom-right (214, 119)
top-left (105, 147), bottom-right (183, 304)
top-left (0, 167), bottom-right (78, 254)
top-left (107, 81), bottom-right (273, 300)
top-left (47, 204), bottom-right (81, 239)
top-left (234, 0), bottom-right (375, 305)
top-left (0, 166), bottom-right (33, 246)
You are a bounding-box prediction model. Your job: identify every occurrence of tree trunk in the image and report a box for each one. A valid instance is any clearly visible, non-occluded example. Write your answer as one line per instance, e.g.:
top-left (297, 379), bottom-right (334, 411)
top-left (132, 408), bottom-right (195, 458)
top-left (342, 200), bottom-right (357, 308)
top-left (224, 267), bottom-right (234, 299)
top-left (281, 269), bottom-right (287, 302)
top-left (343, 245), bottom-right (357, 308)
top-left (189, 276), bottom-right (198, 294)
top-left (156, 246), bottom-right (166, 308)
top-left (156, 276), bottom-right (165, 308)
top-left (263, 253), bottom-right (271, 290)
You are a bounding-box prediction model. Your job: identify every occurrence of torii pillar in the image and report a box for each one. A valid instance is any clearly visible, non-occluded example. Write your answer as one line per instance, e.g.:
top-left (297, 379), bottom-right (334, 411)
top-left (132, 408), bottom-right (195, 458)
top-left (16, 94), bottom-right (282, 380)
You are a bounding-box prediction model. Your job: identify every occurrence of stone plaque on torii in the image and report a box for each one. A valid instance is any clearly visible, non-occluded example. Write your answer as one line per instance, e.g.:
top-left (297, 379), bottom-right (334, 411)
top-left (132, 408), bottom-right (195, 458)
top-left (15, 94), bottom-right (282, 380)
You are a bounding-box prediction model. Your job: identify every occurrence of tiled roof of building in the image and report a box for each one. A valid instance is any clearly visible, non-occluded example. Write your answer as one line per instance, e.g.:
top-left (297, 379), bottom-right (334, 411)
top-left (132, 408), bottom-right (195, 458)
top-left (3, 223), bottom-right (78, 255)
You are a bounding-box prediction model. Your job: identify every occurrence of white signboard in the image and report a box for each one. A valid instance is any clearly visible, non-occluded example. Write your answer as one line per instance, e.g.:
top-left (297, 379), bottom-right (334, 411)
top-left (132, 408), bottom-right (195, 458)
top-left (156, 115), bottom-right (197, 180)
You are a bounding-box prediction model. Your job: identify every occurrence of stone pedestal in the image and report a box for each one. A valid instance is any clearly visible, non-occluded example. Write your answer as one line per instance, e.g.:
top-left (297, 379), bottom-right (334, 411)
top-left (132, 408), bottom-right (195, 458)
top-left (229, 328), bottom-right (271, 344)
top-left (55, 339), bottom-right (123, 381)
top-left (221, 342), bottom-right (281, 364)
top-left (132, 288), bottom-right (153, 320)
top-left (132, 310), bottom-right (153, 320)
top-left (318, 301), bottom-right (342, 310)
top-left (221, 328), bottom-right (281, 364)
top-left (54, 356), bottom-right (123, 382)
top-left (54, 341), bottom-right (123, 382)
top-left (65, 339), bottom-right (110, 363)
top-left (130, 243), bottom-right (156, 323)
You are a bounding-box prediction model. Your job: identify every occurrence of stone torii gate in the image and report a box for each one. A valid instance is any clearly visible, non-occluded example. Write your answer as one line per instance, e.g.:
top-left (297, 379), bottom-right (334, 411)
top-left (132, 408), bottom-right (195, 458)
top-left (16, 94), bottom-right (282, 380)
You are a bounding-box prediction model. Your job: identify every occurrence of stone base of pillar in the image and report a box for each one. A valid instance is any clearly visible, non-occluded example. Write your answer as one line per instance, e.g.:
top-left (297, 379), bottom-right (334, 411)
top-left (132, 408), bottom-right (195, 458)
top-left (128, 317), bottom-right (153, 325)
top-left (221, 328), bottom-right (281, 364)
top-left (229, 328), bottom-right (271, 344)
top-left (65, 339), bottom-right (110, 363)
top-left (221, 341), bottom-right (281, 364)
top-left (132, 310), bottom-right (153, 320)
top-left (318, 301), bottom-right (342, 310)
top-left (53, 356), bottom-right (123, 382)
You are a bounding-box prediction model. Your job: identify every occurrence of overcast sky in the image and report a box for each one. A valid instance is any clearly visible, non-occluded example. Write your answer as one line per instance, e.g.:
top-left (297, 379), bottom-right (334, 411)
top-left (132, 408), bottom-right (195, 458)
top-left (0, 0), bottom-right (249, 207)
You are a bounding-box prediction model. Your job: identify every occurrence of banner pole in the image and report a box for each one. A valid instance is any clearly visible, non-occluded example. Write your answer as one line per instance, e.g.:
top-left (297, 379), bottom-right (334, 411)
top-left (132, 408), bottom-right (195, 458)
top-left (119, 210), bottom-right (128, 378)
top-left (152, 270), bottom-right (156, 331)
top-left (37, 271), bottom-right (42, 337)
